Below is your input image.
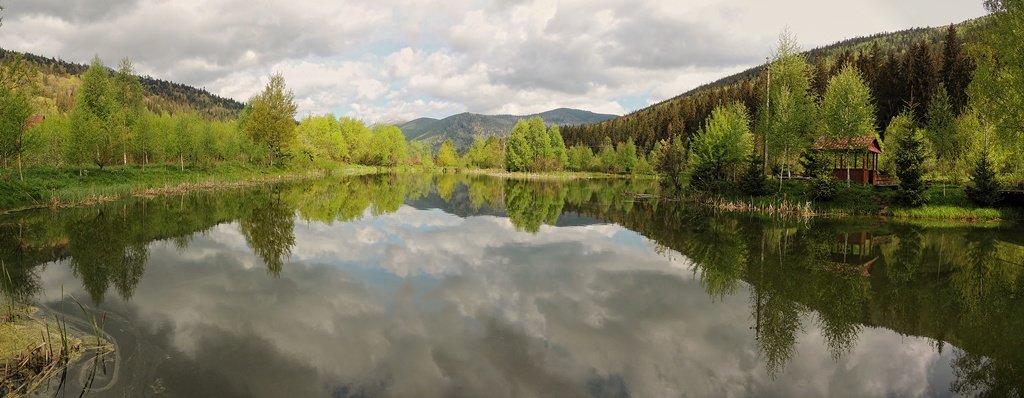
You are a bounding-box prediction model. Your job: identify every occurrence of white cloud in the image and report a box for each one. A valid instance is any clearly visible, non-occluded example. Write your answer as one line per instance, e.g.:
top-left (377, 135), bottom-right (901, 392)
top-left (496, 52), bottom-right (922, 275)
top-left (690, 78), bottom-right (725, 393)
top-left (0, 0), bottom-right (987, 122)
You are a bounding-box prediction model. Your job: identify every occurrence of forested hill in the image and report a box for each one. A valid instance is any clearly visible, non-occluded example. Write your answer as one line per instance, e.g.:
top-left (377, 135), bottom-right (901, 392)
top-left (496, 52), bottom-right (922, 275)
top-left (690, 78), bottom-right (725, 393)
top-left (561, 17), bottom-right (985, 151)
top-left (0, 48), bottom-right (244, 120)
top-left (401, 108), bottom-right (617, 150)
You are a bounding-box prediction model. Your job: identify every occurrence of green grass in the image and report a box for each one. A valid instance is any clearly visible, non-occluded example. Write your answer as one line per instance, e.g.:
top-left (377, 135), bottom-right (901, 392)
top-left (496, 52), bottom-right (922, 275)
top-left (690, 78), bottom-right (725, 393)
top-left (890, 205), bottom-right (1006, 221)
top-left (0, 162), bottom-right (375, 213)
top-left (697, 178), bottom-right (1021, 222)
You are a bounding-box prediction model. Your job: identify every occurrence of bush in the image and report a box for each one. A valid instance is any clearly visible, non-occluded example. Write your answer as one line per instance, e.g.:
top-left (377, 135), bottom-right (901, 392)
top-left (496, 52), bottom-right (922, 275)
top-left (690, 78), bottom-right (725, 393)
top-left (810, 176), bottom-right (840, 201)
top-left (739, 156), bottom-right (767, 196)
top-left (965, 153), bottom-right (1003, 207)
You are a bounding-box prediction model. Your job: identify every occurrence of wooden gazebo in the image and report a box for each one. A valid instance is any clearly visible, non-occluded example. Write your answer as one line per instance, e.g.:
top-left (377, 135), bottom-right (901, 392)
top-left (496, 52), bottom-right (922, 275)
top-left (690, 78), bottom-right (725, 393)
top-left (813, 136), bottom-right (882, 185)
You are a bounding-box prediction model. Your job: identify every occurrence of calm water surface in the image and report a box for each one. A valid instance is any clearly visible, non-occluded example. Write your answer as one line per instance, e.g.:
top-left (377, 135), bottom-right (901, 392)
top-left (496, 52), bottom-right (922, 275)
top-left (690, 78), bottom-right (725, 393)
top-left (2, 174), bottom-right (1022, 397)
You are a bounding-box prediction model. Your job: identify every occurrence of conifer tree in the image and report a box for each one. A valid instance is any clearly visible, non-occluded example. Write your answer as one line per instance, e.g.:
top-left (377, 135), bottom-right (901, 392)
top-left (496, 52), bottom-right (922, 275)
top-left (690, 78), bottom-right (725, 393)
top-left (895, 129), bottom-right (928, 206)
top-left (965, 152), bottom-right (1002, 207)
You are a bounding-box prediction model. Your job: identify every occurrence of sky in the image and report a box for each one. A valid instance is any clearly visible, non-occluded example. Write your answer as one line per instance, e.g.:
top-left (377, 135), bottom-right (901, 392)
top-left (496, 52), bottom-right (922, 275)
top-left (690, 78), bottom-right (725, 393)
top-left (0, 0), bottom-right (987, 123)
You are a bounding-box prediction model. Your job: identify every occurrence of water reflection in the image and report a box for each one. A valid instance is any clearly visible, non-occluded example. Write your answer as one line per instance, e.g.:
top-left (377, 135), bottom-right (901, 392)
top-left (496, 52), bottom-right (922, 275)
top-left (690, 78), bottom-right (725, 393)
top-left (0, 174), bottom-right (1022, 397)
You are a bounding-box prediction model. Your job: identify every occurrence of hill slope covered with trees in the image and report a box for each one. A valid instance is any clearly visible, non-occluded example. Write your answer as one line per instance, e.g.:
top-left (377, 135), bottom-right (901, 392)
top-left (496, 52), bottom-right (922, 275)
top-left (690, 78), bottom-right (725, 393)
top-left (0, 48), bottom-right (243, 120)
top-left (401, 108), bottom-right (616, 150)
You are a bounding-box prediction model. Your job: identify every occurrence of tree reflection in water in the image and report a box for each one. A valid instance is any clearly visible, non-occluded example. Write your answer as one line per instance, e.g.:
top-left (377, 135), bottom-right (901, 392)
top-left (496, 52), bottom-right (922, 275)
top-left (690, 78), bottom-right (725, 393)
top-left (0, 174), bottom-right (1021, 395)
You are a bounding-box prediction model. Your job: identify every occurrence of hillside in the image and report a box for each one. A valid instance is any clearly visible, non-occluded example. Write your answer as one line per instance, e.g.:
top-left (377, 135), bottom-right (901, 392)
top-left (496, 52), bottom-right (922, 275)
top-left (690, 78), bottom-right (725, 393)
top-left (401, 108), bottom-right (617, 150)
top-left (0, 48), bottom-right (244, 120)
top-left (561, 17), bottom-right (985, 151)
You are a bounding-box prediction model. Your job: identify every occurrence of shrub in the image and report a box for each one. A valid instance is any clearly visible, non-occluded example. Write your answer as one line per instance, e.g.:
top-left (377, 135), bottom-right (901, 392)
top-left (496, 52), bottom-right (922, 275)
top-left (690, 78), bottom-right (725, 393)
top-left (965, 153), bottom-right (1003, 207)
top-left (810, 176), bottom-right (840, 201)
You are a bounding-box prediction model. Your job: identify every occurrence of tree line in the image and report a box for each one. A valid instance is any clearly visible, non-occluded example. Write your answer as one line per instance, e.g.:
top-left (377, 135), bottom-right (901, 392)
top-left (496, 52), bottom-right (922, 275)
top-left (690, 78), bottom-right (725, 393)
top-left (563, 4), bottom-right (1022, 207)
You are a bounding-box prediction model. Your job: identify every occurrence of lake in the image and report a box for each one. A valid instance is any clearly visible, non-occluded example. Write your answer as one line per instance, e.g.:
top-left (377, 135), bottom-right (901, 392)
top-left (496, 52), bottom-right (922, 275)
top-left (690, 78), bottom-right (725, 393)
top-left (2, 174), bottom-right (1022, 397)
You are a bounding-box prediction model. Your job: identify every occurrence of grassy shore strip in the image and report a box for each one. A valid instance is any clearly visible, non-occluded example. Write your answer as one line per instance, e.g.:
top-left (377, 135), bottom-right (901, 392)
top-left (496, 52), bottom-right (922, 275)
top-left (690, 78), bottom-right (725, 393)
top-left (678, 182), bottom-right (1020, 222)
top-left (0, 163), bottom-right (382, 214)
top-left (457, 168), bottom-right (646, 180)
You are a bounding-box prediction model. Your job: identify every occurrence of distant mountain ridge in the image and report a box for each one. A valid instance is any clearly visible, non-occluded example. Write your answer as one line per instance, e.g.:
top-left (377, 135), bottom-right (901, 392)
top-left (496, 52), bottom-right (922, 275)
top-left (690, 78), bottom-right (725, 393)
top-left (400, 108), bottom-right (617, 150)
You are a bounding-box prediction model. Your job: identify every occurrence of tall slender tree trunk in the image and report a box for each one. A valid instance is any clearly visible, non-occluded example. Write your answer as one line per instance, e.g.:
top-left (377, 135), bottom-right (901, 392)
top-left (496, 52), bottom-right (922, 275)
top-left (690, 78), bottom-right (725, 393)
top-left (123, 152), bottom-right (127, 166)
top-left (180, 154), bottom-right (184, 171)
top-left (17, 154), bottom-right (24, 182)
top-left (846, 151), bottom-right (851, 187)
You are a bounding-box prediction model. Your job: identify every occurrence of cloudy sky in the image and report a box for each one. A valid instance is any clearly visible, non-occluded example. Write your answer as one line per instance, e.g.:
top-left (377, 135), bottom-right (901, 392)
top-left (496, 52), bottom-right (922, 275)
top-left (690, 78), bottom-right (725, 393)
top-left (0, 0), bottom-right (986, 122)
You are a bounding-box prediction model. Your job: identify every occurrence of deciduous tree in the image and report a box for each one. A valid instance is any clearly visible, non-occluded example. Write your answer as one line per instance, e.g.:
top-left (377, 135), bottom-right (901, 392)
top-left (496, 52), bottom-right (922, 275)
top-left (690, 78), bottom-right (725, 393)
top-left (244, 73), bottom-right (297, 166)
top-left (821, 65), bottom-right (876, 186)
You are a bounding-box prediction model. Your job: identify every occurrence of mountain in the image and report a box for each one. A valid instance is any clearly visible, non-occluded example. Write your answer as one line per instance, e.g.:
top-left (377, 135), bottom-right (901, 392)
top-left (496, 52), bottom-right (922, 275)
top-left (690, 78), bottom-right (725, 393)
top-left (0, 48), bottom-right (244, 120)
top-left (560, 17), bottom-right (985, 152)
top-left (400, 108), bottom-right (617, 150)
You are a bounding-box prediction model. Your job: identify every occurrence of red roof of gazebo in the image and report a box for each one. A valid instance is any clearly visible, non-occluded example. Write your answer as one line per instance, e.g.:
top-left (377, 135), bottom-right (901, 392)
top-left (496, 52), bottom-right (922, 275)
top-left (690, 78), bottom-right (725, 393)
top-left (813, 136), bottom-right (881, 154)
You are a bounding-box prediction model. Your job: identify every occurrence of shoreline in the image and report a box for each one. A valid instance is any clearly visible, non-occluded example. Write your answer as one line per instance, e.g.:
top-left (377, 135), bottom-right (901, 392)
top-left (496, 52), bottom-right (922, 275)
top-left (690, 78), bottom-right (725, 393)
top-left (0, 163), bottom-right (381, 216)
top-left (1, 166), bottom-right (1015, 223)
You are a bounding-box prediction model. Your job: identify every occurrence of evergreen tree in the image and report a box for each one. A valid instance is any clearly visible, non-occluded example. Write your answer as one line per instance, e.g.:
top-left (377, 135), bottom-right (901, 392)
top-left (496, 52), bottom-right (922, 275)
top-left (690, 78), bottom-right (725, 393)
top-left (895, 129), bottom-right (928, 206)
top-left (965, 152), bottom-right (1003, 207)
top-left (940, 25), bottom-right (973, 115)
top-left (244, 73), bottom-right (297, 166)
top-left (739, 155), bottom-right (768, 196)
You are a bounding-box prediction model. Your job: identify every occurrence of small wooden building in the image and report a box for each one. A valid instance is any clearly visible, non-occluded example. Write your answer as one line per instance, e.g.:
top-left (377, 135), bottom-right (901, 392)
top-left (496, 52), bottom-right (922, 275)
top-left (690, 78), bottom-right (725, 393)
top-left (813, 136), bottom-right (882, 185)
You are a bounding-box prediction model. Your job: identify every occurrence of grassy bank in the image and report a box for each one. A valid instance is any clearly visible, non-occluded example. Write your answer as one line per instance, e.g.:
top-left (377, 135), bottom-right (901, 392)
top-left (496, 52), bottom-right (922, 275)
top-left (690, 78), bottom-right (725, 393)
top-left (456, 168), bottom-right (649, 181)
top-left (689, 179), bottom-right (1021, 222)
top-left (0, 162), bottom-right (379, 213)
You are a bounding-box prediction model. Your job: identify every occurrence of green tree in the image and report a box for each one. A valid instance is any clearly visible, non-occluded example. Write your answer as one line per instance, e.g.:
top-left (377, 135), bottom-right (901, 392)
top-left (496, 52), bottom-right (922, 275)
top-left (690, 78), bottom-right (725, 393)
top-left (69, 57), bottom-right (117, 170)
top-left (339, 117), bottom-right (372, 164)
top-left (369, 125), bottom-right (407, 167)
top-left (616, 137), bottom-right (639, 173)
top-left (688, 102), bottom-right (753, 191)
top-left (244, 73), bottom-right (297, 166)
top-left (655, 135), bottom-right (688, 192)
top-left (408, 140), bottom-right (434, 168)
top-left (821, 65), bottom-right (877, 186)
top-left (739, 155), bottom-right (768, 196)
top-left (765, 30), bottom-right (817, 178)
top-left (436, 139), bottom-right (459, 168)
top-left (566, 144), bottom-right (594, 171)
top-left (526, 117), bottom-right (552, 168)
top-left (895, 128), bottom-right (928, 206)
top-left (505, 119), bottom-right (534, 172)
top-left (296, 114), bottom-right (347, 162)
top-left (965, 152), bottom-right (1003, 207)
top-left (880, 111), bottom-right (915, 177)
top-left (110, 58), bottom-right (145, 166)
top-left (548, 125), bottom-right (568, 167)
top-left (0, 87), bottom-right (32, 180)
top-left (598, 136), bottom-right (616, 173)
top-left (970, 0), bottom-right (1024, 164)
top-left (926, 84), bottom-right (961, 196)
